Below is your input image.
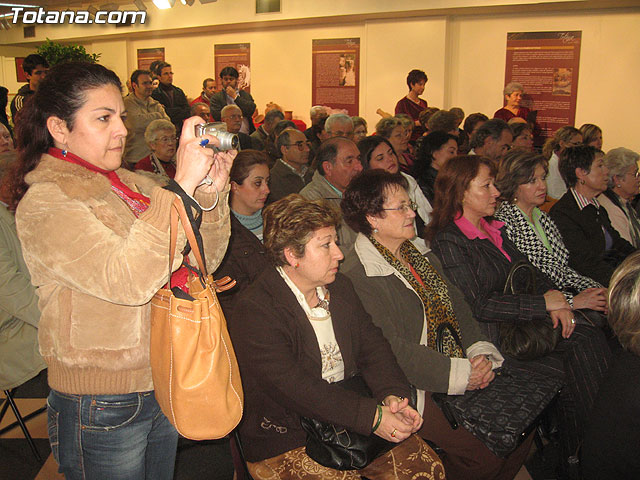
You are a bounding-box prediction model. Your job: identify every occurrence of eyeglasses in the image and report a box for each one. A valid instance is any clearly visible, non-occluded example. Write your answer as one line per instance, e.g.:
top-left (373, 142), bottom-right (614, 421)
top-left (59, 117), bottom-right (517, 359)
top-left (157, 136), bottom-right (177, 144)
top-left (284, 141), bottom-right (312, 151)
top-left (225, 114), bottom-right (243, 120)
top-left (382, 202), bottom-right (417, 214)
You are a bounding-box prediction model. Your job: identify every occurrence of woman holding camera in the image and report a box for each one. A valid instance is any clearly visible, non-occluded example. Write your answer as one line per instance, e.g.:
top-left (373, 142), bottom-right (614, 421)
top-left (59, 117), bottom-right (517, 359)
top-left (229, 194), bottom-right (444, 480)
top-left (7, 62), bottom-right (234, 479)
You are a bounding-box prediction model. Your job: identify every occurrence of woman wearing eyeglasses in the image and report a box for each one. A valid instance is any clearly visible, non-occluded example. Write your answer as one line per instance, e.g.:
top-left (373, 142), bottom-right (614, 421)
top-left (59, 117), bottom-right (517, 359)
top-left (135, 119), bottom-right (177, 179)
top-left (341, 170), bottom-right (533, 480)
top-left (357, 135), bottom-right (432, 237)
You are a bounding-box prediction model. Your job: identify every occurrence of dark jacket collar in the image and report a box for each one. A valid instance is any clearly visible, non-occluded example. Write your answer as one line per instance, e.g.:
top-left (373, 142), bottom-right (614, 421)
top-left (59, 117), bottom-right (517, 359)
top-left (249, 266), bottom-right (354, 372)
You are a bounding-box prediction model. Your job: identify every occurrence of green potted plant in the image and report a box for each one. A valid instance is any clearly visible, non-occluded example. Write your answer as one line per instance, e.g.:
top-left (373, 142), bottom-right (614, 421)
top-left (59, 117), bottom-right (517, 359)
top-left (36, 38), bottom-right (100, 66)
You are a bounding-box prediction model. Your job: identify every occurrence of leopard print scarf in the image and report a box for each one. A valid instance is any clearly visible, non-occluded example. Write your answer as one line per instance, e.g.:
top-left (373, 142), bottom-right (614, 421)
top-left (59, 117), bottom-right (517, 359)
top-left (368, 236), bottom-right (464, 358)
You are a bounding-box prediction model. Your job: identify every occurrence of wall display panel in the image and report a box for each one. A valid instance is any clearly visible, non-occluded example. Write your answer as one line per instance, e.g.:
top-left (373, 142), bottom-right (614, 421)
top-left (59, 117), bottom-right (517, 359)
top-left (14, 57), bottom-right (26, 82)
top-left (312, 38), bottom-right (360, 116)
top-left (504, 31), bottom-right (581, 143)
top-left (137, 47), bottom-right (165, 71)
top-left (214, 43), bottom-right (251, 93)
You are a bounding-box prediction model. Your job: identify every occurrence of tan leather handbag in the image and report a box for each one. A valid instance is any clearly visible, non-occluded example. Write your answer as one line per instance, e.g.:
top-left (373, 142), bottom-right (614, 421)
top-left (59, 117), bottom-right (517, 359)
top-left (150, 197), bottom-right (243, 440)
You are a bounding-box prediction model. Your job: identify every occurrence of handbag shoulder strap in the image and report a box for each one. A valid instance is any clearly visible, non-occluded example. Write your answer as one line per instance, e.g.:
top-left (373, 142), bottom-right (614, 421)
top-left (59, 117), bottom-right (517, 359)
top-left (503, 260), bottom-right (537, 295)
top-left (435, 323), bottom-right (464, 354)
top-left (169, 197), bottom-right (208, 285)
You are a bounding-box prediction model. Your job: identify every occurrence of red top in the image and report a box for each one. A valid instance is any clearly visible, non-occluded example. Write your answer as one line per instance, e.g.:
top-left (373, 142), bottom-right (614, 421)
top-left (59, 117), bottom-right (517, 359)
top-left (493, 107), bottom-right (531, 122)
top-left (395, 96), bottom-right (428, 142)
top-left (135, 154), bottom-right (177, 179)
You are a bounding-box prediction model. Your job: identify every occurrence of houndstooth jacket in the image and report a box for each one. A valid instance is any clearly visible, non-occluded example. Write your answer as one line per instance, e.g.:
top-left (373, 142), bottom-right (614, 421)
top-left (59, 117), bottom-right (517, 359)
top-left (495, 201), bottom-right (602, 305)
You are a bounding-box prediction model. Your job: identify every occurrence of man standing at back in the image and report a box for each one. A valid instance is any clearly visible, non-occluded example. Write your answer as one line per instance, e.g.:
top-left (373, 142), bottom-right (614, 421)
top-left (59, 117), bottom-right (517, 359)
top-left (211, 66), bottom-right (256, 134)
top-left (123, 69), bottom-right (170, 166)
top-left (300, 137), bottom-right (363, 251)
top-left (10, 54), bottom-right (49, 121)
top-left (190, 78), bottom-right (216, 121)
top-left (151, 61), bottom-right (190, 135)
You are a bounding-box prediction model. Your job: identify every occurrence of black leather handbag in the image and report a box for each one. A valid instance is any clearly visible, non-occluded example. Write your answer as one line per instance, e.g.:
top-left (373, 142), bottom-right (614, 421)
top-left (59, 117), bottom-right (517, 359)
top-left (300, 375), bottom-right (394, 470)
top-left (499, 260), bottom-right (561, 360)
top-left (432, 322), bottom-right (563, 457)
top-left (432, 364), bottom-right (562, 457)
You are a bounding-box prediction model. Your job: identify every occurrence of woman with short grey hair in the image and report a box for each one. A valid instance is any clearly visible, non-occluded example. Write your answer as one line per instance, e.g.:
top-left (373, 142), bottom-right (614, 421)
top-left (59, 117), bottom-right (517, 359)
top-left (599, 147), bottom-right (640, 247)
top-left (493, 81), bottom-right (531, 123)
top-left (135, 119), bottom-right (177, 178)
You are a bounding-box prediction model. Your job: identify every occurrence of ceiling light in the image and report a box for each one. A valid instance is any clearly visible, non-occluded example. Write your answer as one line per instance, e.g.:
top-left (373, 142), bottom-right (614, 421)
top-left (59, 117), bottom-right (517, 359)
top-left (0, 3), bottom-right (38, 7)
top-left (134, 0), bottom-right (146, 10)
top-left (152, 0), bottom-right (174, 8)
top-left (181, 0), bottom-right (195, 5)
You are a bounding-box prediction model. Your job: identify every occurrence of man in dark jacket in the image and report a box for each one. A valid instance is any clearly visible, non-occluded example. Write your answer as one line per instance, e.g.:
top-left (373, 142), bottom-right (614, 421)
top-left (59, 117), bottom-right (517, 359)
top-left (210, 66), bottom-right (256, 134)
top-left (10, 54), bottom-right (49, 122)
top-left (151, 61), bottom-right (191, 135)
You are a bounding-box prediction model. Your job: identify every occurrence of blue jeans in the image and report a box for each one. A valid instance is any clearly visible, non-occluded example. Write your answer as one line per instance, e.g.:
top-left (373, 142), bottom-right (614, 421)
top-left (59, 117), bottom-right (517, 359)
top-left (47, 389), bottom-right (178, 480)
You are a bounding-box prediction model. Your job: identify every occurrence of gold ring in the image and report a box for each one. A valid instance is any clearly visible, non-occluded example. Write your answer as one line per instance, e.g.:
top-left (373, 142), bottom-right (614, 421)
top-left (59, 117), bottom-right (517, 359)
top-left (391, 429), bottom-right (397, 437)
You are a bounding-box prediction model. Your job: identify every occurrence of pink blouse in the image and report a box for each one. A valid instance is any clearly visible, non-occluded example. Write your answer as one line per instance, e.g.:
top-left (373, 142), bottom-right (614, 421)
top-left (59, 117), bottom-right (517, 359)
top-left (454, 215), bottom-right (512, 262)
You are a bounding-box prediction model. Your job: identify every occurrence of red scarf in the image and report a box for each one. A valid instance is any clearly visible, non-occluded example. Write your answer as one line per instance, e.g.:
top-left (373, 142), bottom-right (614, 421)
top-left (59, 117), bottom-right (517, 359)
top-left (48, 147), bottom-right (190, 292)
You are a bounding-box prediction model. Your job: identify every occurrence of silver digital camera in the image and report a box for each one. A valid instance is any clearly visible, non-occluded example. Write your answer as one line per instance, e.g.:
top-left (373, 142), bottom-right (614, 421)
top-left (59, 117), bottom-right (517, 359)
top-left (194, 122), bottom-right (239, 152)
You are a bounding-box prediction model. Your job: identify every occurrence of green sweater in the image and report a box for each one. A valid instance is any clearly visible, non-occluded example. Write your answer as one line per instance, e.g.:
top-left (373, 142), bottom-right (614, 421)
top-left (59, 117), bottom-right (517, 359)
top-left (0, 204), bottom-right (45, 390)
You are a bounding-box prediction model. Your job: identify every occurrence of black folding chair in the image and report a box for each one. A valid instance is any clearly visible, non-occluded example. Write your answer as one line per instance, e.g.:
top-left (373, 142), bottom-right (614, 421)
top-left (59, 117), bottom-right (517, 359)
top-left (0, 388), bottom-right (47, 461)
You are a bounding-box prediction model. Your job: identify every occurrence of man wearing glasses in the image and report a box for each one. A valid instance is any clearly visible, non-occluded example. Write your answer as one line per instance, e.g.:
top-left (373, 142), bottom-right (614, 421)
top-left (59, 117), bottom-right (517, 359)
top-left (469, 118), bottom-right (513, 166)
top-left (268, 128), bottom-right (314, 203)
top-left (221, 105), bottom-right (253, 150)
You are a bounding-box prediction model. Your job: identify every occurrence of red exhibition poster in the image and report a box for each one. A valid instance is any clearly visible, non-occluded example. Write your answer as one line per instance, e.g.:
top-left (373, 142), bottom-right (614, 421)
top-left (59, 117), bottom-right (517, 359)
top-left (312, 38), bottom-right (360, 116)
top-left (214, 43), bottom-right (251, 93)
top-left (504, 31), bottom-right (582, 145)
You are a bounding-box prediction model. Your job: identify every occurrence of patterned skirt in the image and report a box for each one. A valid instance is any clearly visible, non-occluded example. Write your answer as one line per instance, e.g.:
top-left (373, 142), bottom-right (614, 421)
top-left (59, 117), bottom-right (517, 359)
top-left (247, 434), bottom-right (446, 480)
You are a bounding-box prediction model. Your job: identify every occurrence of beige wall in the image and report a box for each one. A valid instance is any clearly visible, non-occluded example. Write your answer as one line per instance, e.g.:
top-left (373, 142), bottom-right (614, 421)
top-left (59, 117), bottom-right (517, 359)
top-left (448, 10), bottom-right (640, 152)
top-left (3, 4), bottom-right (639, 152)
top-left (0, 0), bottom-right (580, 45)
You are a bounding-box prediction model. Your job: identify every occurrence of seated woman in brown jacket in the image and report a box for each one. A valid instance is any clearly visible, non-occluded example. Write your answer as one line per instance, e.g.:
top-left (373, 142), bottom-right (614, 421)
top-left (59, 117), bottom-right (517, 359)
top-left (340, 169), bottom-right (532, 480)
top-left (228, 194), bottom-right (444, 480)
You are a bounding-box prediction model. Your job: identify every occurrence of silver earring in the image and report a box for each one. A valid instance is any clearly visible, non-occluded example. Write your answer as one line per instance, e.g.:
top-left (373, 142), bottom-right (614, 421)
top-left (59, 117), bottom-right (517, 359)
top-left (617, 184), bottom-right (621, 188)
top-left (372, 228), bottom-right (378, 234)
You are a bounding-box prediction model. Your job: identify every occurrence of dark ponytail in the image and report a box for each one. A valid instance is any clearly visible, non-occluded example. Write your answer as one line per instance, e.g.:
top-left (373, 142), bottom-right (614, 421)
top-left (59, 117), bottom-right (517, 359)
top-left (3, 62), bottom-right (121, 210)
